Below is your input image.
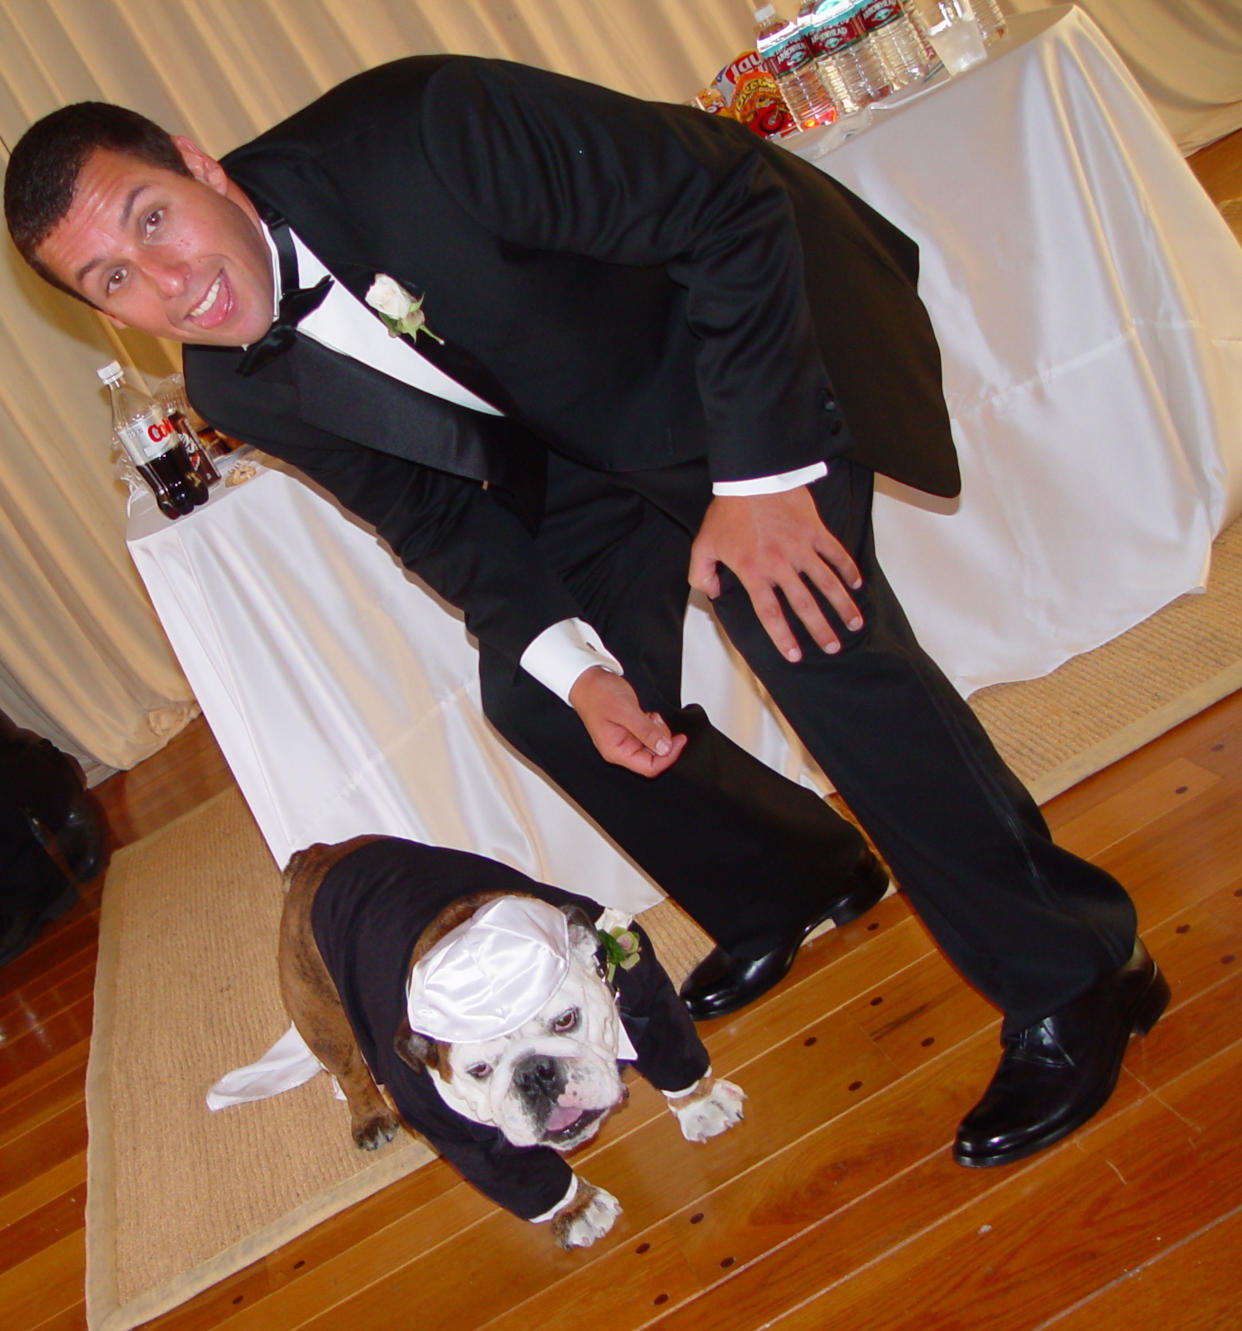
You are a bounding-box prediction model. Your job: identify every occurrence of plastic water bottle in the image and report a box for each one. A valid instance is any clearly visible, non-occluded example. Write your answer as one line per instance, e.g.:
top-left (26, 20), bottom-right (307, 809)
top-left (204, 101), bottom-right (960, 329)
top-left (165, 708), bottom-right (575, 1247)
top-left (970, 0), bottom-right (1007, 43)
top-left (753, 5), bottom-right (837, 131)
top-left (797, 0), bottom-right (890, 114)
top-left (845, 1), bottom-right (900, 100)
top-left (98, 361), bottom-right (208, 519)
top-left (900, 0), bottom-right (940, 65)
top-left (856, 0), bottom-right (932, 90)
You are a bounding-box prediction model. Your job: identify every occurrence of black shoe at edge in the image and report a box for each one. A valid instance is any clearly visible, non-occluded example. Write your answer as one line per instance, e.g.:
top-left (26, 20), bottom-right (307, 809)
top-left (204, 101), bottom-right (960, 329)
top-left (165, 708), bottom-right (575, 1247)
top-left (679, 850), bottom-right (890, 1021)
top-left (953, 939), bottom-right (1170, 1168)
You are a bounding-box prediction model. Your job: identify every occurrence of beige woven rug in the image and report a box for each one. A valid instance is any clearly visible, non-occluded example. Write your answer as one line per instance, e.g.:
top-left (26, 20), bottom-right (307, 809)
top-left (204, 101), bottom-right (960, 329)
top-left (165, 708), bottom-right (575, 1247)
top-left (970, 516), bottom-right (1242, 803)
top-left (84, 518), bottom-right (1242, 1331)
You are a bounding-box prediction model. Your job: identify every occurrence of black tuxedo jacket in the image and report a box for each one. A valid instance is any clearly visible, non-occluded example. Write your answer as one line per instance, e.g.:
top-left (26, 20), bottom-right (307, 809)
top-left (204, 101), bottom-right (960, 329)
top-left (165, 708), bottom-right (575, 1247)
top-left (184, 55), bottom-right (957, 667)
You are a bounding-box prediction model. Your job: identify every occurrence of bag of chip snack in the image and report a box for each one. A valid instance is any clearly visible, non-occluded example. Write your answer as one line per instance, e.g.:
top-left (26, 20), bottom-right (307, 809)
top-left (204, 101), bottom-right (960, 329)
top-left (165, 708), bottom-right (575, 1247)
top-left (692, 49), bottom-right (796, 139)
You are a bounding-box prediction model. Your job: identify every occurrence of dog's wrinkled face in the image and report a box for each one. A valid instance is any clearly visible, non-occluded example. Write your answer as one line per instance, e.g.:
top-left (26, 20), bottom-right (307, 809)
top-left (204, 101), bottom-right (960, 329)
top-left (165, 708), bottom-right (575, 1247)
top-left (427, 928), bottom-right (627, 1151)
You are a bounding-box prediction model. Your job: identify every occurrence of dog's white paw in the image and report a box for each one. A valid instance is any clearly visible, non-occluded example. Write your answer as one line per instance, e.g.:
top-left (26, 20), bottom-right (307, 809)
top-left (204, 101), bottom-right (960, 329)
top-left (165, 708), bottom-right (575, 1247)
top-left (551, 1181), bottom-right (622, 1249)
top-left (668, 1077), bottom-right (746, 1143)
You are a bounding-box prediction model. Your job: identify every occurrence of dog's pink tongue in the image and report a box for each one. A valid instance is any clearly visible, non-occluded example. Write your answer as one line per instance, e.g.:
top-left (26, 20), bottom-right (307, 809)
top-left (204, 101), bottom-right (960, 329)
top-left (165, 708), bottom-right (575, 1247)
top-left (546, 1104), bottom-right (584, 1133)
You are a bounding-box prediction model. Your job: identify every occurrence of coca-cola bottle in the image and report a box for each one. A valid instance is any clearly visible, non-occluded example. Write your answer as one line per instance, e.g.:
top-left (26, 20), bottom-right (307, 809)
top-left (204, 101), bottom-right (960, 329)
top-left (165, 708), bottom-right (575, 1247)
top-left (98, 361), bottom-right (208, 519)
top-left (156, 374), bottom-right (220, 486)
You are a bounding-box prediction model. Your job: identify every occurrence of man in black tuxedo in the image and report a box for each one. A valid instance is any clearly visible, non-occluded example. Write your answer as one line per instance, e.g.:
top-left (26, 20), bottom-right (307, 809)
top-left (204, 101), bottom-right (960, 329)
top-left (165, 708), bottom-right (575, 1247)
top-left (6, 55), bottom-right (1168, 1167)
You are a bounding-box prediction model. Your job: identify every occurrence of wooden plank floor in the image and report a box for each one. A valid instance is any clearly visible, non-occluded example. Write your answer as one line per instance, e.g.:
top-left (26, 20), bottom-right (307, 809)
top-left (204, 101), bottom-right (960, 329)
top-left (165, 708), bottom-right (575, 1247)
top-left (4, 130), bottom-right (1241, 1331)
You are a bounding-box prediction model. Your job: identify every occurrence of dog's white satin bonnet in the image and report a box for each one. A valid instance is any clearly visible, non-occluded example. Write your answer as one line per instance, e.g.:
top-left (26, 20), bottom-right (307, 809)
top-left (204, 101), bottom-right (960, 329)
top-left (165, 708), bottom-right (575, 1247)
top-left (405, 897), bottom-right (573, 1042)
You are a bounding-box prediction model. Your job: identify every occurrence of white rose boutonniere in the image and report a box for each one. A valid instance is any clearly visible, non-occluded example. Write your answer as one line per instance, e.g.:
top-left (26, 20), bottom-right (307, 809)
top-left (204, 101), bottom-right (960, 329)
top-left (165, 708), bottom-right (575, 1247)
top-left (365, 274), bottom-right (444, 344)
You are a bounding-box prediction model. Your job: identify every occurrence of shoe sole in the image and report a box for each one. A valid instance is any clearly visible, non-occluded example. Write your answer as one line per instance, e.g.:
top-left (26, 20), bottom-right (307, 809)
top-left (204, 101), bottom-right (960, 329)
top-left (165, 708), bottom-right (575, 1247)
top-left (953, 962), bottom-right (1172, 1168)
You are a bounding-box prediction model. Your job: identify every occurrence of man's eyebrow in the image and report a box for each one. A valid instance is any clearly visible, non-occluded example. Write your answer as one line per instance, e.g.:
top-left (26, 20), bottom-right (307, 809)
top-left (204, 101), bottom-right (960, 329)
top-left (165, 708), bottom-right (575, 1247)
top-left (73, 183), bottom-right (148, 288)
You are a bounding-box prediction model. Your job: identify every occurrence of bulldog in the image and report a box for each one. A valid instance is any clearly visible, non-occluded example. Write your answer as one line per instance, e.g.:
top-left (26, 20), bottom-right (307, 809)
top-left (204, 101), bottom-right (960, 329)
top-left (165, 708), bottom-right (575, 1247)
top-left (279, 835), bottom-right (745, 1248)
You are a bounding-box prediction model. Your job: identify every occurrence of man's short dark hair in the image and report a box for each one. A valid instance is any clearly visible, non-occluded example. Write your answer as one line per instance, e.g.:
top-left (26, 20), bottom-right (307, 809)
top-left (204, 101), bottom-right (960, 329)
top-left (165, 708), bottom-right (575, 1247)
top-left (4, 102), bottom-right (191, 300)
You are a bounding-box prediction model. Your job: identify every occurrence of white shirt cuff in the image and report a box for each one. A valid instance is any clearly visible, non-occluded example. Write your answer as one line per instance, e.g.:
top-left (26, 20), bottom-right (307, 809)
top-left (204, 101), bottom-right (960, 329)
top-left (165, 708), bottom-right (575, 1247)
top-left (712, 461), bottom-right (828, 496)
top-left (519, 618), bottom-right (623, 705)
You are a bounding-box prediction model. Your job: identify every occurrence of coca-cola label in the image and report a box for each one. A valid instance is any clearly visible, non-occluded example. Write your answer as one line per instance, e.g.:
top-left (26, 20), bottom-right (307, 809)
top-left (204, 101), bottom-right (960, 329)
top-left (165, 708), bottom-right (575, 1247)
top-left (760, 31), bottom-right (815, 76)
top-left (115, 410), bottom-right (178, 464)
top-left (857, 0), bottom-right (901, 30)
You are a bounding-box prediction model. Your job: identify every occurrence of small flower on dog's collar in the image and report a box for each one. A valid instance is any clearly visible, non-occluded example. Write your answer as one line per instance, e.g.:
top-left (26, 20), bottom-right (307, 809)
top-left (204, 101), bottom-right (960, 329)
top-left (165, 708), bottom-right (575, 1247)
top-left (597, 925), bottom-right (641, 986)
top-left (366, 274), bottom-right (444, 344)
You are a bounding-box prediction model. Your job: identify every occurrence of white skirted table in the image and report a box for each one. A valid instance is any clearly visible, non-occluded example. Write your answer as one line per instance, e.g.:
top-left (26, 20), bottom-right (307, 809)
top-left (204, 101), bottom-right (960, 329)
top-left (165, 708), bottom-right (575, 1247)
top-left (791, 4), bottom-right (1242, 696)
top-left (127, 4), bottom-right (1242, 913)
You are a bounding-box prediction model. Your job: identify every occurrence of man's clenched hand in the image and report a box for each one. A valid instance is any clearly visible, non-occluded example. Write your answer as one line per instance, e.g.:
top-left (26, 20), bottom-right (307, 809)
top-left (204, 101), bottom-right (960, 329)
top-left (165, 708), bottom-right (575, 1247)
top-left (568, 666), bottom-right (687, 776)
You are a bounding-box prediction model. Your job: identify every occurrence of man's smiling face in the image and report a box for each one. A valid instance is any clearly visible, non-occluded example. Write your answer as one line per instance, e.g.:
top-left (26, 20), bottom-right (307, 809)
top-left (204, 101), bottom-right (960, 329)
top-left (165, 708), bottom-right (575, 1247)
top-left (36, 137), bottom-right (275, 346)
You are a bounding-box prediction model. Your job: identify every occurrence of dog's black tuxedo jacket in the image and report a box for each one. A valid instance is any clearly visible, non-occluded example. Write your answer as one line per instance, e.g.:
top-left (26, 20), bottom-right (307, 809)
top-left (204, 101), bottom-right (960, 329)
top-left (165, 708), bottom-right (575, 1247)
top-left (183, 54), bottom-right (957, 670)
top-left (310, 837), bottom-right (707, 1219)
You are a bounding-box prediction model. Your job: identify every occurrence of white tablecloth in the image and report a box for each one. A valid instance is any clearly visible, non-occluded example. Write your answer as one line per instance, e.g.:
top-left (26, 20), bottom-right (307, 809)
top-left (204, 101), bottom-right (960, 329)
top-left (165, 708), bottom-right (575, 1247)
top-left (128, 6), bottom-right (1242, 909)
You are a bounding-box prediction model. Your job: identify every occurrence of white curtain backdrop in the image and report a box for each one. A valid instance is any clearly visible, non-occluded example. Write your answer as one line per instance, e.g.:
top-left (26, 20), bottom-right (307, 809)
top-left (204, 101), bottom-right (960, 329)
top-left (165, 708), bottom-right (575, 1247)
top-left (0, 0), bottom-right (1237, 773)
top-left (1008, 0), bottom-right (1242, 152)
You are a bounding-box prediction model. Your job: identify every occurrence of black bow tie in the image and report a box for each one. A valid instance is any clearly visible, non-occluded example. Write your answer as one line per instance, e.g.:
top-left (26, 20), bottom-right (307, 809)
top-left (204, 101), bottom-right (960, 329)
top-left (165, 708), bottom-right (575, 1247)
top-left (237, 218), bottom-right (333, 376)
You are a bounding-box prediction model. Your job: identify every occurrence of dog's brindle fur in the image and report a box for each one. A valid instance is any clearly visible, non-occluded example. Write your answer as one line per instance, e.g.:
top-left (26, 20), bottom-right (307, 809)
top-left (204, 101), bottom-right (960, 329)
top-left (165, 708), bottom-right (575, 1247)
top-left (277, 834), bottom-right (617, 1247)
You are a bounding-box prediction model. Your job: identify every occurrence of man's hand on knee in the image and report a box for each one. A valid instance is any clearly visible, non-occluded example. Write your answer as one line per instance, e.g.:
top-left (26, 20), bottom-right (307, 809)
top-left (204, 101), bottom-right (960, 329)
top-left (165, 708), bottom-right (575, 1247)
top-left (568, 667), bottom-right (687, 776)
top-left (688, 489), bottom-right (864, 663)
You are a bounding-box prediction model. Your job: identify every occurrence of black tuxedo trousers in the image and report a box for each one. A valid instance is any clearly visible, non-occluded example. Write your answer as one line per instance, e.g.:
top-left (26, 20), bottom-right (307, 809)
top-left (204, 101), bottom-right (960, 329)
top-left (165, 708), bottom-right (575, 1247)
top-left (479, 456), bottom-right (1136, 1036)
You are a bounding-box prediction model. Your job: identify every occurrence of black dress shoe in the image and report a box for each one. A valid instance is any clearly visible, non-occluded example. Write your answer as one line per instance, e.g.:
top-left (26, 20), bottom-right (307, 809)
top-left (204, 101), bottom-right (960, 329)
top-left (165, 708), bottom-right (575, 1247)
top-left (954, 939), bottom-right (1170, 1168)
top-left (679, 850), bottom-right (890, 1020)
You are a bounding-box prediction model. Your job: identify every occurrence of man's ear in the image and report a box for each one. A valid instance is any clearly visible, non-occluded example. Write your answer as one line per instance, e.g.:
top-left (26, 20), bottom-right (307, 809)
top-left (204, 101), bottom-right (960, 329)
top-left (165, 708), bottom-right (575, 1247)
top-left (171, 135), bottom-right (229, 194)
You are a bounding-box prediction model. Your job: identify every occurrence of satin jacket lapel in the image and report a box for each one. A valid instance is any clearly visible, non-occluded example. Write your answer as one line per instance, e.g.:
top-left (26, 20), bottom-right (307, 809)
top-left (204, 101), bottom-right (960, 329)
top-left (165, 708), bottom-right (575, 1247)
top-left (285, 337), bottom-right (546, 522)
top-left (328, 261), bottom-right (519, 416)
top-left (288, 337), bottom-right (497, 481)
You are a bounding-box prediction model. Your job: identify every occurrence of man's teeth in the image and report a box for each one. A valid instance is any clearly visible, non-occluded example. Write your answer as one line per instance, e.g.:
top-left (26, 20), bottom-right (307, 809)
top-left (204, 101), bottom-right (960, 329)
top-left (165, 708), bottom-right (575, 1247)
top-left (189, 274), bottom-right (223, 319)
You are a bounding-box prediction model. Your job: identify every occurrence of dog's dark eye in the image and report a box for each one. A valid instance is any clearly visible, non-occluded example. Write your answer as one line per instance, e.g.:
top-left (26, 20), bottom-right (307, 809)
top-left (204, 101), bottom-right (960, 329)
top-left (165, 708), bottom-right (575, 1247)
top-left (466, 1063), bottom-right (492, 1080)
top-left (551, 1008), bottom-right (579, 1034)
